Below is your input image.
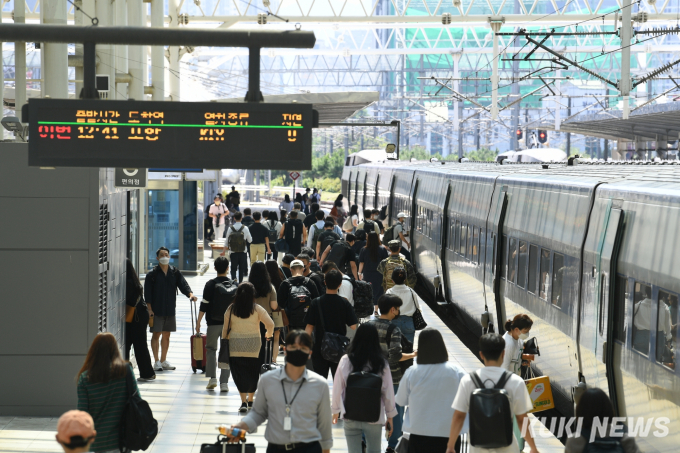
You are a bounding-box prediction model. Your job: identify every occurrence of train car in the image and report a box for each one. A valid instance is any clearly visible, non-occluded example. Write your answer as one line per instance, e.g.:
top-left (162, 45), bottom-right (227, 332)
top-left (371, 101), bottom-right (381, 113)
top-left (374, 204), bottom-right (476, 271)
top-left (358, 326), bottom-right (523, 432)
top-left (342, 159), bottom-right (680, 452)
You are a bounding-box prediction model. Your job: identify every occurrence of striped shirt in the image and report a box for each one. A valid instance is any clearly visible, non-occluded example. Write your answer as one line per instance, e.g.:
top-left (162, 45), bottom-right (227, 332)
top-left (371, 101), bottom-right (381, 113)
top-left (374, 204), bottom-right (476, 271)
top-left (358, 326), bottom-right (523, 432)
top-left (77, 364), bottom-right (137, 452)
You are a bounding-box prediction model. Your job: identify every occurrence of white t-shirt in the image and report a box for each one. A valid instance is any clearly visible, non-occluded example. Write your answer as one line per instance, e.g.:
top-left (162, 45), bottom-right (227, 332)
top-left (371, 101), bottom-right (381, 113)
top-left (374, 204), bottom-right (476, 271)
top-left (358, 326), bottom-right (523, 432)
top-left (340, 276), bottom-right (356, 341)
top-left (393, 221), bottom-right (409, 249)
top-left (452, 366), bottom-right (533, 453)
top-left (502, 332), bottom-right (524, 375)
top-left (209, 203), bottom-right (226, 226)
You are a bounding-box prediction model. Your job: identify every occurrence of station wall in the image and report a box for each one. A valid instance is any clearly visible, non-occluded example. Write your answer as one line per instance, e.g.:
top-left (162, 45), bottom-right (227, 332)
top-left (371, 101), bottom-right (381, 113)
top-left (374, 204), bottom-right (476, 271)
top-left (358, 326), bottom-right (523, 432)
top-left (0, 142), bottom-right (130, 416)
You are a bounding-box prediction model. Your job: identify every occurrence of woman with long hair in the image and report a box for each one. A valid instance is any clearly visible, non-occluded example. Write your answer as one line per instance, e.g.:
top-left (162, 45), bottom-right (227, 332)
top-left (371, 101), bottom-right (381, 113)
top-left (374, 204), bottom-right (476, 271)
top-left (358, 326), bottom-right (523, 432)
top-left (279, 194), bottom-right (294, 213)
top-left (124, 258), bottom-right (155, 381)
top-left (396, 328), bottom-right (467, 453)
top-left (265, 211), bottom-right (282, 261)
top-left (565, 388), bottom-right (640, 453)
top-left (359, 232), bottom-right (389, 310)
top-left (249, 261), bottom-right (280, 366)
top-left (77, 333), bottom-right (139, 453)
top-left (344, 204), bottom-right (360, 233)
top-left (332, 323), bottom-right (397, 453)
top-left (223, 282), bottom-right (274, 412)
top-left (265, 260), bottom-right (286, 361)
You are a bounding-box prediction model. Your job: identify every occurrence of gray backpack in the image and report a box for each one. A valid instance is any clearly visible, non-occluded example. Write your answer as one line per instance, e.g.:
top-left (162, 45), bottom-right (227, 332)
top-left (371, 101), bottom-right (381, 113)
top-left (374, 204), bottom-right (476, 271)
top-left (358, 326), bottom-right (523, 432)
top-left (228, 226), bottom-right (246, 253)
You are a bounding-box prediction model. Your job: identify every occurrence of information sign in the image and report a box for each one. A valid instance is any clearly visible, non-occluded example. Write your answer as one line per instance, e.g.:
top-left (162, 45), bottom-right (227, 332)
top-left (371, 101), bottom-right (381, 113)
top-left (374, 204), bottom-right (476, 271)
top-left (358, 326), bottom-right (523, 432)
top-left (115, 168), bottom-right (147, 188)
top-left (289, 171), bottom-right (301, 181)
top-left (27, 99), bottom-right (315, 169)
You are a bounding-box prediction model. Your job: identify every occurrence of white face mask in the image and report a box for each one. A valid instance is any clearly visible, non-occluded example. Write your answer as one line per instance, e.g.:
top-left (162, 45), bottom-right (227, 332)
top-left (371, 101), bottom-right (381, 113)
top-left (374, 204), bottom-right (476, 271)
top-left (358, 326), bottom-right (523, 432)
top-left (159, 257), bottom-right (170, 265)
top-left (519, 332), bottom-right (530, 340)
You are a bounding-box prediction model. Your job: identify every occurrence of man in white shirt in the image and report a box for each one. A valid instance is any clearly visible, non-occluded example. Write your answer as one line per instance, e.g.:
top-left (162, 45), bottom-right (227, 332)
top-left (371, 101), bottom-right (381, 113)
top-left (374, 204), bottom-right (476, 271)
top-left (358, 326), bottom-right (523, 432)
top-left (306, 210), bottom-right (327, 247)
top-left (446, 333), bottom-right (539, 453)
top-left (393, 212), bottom-right (410, 251)
top-left (633, 286), bottom-right (673, 354)
top-left (321, 261), bottom-right (356, 341)
top-left (209, 195), bottom-right (228, 240)
top-left (224, 211), bottom-right (252, 283)
top-left (384, 268), bottom-right (422, 344)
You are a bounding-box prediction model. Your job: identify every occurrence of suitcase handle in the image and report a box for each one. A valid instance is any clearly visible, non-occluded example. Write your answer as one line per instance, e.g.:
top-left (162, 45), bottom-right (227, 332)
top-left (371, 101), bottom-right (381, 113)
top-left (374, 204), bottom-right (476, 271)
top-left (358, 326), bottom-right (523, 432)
top-left (191, 298), bottom-right (198, 333)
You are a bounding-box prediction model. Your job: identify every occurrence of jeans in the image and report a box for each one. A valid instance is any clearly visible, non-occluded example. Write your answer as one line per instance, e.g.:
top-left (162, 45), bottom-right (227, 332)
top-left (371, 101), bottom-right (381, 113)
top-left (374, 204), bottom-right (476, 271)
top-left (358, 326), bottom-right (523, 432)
top-left (391, 315), bottom-right (415, 344)
top-left (388, 384), bottom-right (404, 449)
top-left (230, 251), bottom-right (248, 283)
top-left (206, 325), bottom-right (230, 383)
top-left (344, 420), bottom-right (383, 453)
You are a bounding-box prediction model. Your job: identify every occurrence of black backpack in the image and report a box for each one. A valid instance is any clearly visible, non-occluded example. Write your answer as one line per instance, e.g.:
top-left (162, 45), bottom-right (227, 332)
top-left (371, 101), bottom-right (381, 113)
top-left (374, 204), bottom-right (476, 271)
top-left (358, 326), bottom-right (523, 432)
top-left (354, 229), bottom-right (367, 241)
top-left (120, 368), bottom-right (158, 452)
top-left (582, 439), bottom-right (626, 453)
top-left (242, 216), bottom-right (255, 228)
top-left (350, 279), bottom-right (374, 318)
top-left (320, 231), bottom-right (341, 254)
top-left (387, 324), bottom-right (414, 374)
top-left (343, 371), bottom-right (383, 423)
top-left (210, 279), bottom-right (237, 322)
top-left (285, 219), bottom-right (302, 241)
top-left (468, 370), bottom-right (513, 449)
top-left (266, 220), bottom-right (279, 244)
top-left (363, 219), bottom-right (376, 235)
top-left (310, 225), bottom-right (324, 252)
top-left (285, 279), bottom-right (312, 327)
top-left (326, 241), bottom-right (351, 268)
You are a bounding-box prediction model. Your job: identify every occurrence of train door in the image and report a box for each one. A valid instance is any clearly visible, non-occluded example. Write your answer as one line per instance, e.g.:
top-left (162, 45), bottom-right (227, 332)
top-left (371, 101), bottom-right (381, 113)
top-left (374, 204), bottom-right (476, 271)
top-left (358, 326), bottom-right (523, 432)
top-left (409, 178), bottom-right (420, 267)
top-left (439, 184), bottom-right (453, 301)
top-left (490, 185), bottom-right (509, 333)
top-left (362, 172), bottom-right (368, 211)
top-left (347, 170), bottom-right (355, 208)
top-left (374, 174), bottom-right (380, 210)
top-left (597, 203), bottom-right (626, 415)
top-left (388, 175), bottom-right (396, 225)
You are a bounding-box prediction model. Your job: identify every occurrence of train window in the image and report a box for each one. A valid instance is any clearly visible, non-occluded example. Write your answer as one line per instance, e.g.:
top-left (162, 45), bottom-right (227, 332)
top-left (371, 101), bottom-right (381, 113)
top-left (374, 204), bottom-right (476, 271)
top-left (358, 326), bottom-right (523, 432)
top-left (528, 244), bottom-right (538, 294)
top-left (455, 221), bottom-right (461, 254)
top-left (551, 253), bottom-right (565, 307)
top-left (539, 248), bottom-right (551, 300)
top-left (460, 224), bottom-right (467, 256)
top-left (656, 290), bottom-right (677, 367)
top-left (507, 237), bottom-right (518, 284)
top-left (466, 225), bottom-right (473, 260)
top-left (517, 241), bottom-right (528, 289)
top-left (472, 227), bottom-right (479, 264)
top-left (632, 282), bottom-right (652, 355)
top-left (501, 234), bottom-right (508, 279)
top-left (612, 275), bottom-right (627, 342)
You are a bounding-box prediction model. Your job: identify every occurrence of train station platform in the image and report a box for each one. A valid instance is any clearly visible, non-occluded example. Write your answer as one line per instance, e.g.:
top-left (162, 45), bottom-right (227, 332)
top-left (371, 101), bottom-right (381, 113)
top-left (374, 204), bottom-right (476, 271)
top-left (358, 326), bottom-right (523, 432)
top-left (0, 267), bottom-right (564, 453)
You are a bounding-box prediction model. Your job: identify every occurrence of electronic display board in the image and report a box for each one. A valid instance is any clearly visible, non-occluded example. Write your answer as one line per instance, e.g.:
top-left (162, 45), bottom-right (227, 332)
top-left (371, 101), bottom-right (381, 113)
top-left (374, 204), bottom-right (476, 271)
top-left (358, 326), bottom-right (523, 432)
top-left (27, 99), bottom-right (315, 169)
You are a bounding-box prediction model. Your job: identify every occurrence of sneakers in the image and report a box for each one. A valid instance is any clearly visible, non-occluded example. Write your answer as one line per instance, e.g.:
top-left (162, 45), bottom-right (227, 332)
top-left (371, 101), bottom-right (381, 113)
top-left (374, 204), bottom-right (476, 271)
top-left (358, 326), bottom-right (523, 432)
top-left (247, 401), bottom-right (253, 410)
top-left (220, 383), bottom-right (229, 393)
top-left (206, 378), bottom-right (218, 390)
top-left (161, 361), bottom-right (176, 370)
top-left (137, 375), bottom-right (156, 382)
top-left (239, 402), bottom-right (248, 413)
top-left (154, 361), bottom-right (163, 371)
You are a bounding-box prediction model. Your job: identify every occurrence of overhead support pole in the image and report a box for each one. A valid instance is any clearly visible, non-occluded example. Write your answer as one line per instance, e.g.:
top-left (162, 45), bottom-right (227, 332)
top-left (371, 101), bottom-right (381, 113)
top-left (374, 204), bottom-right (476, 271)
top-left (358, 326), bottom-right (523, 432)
top-left (488, 16), bottom-right (505, 120)
top-left (452, 52), bottom-right (461, 131)
top-left (620, 0), bottom-right (632, 119)
top-left (168, 0), bottom-right (180, 101)
top-left (81, 42), bottom-right (98, 99)
top-left (14, 0), bottom-right (26, 115)
top-left (150, 0), bottom-right (165, 100)
top-left (245, 47), bottom-right (263, 102)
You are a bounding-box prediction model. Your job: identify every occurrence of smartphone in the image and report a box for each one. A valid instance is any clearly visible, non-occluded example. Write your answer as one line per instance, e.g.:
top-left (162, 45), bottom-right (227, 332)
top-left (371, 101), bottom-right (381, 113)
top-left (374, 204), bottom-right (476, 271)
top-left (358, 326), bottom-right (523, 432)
top-left (385, 422), bottom-right (391, 441)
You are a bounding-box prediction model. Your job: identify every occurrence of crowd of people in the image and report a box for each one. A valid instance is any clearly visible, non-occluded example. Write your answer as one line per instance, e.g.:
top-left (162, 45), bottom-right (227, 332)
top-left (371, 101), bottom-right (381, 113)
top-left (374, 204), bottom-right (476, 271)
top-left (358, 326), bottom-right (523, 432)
top-left (59, 198), bottom-right (643, 453)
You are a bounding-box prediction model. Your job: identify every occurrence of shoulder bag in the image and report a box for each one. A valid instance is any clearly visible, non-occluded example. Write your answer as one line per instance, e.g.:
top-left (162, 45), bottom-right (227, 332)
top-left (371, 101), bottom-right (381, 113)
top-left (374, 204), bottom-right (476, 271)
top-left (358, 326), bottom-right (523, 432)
top-left (120, 367), bottom-right (158, 452)
top-left (317, 303), bottom-right (350, 363)
top-left (200, 435), bottom-right (256, 453)
top-left (217, 309), bottom-right (233, 369)
top-left (410, 290), bottom-right (427, 331)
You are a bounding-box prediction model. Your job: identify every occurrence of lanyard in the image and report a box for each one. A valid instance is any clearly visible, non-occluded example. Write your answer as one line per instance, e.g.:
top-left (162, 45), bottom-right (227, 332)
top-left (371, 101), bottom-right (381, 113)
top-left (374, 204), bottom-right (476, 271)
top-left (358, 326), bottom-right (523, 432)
top-left (281, 376), bottom-right (305, 415)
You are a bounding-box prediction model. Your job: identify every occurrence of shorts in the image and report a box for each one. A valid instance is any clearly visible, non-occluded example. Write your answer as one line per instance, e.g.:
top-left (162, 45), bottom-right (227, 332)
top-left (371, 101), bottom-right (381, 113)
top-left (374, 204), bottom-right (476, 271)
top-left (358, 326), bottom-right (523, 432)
top-left (149, 315), bottom-right (177, 333)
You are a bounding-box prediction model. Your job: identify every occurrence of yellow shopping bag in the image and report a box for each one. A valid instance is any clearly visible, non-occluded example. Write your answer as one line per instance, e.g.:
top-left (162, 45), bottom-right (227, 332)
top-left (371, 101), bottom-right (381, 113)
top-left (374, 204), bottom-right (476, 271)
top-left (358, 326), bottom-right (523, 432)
top-left (525, 375), bottom-right (555, 413)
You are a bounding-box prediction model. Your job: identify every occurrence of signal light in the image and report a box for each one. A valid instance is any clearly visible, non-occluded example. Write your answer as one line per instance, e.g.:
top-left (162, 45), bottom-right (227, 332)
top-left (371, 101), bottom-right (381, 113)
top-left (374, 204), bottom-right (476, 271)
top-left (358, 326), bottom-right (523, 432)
top-left (538, 130), bottom-right (548, 144)
top-left (516, 129), bottom-right (523, 140)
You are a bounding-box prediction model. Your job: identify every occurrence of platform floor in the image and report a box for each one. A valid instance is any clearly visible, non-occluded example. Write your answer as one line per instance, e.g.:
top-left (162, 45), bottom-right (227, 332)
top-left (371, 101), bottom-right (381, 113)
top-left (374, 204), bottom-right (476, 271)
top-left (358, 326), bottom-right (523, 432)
top-left (0, 268), bottom-right (565, 453)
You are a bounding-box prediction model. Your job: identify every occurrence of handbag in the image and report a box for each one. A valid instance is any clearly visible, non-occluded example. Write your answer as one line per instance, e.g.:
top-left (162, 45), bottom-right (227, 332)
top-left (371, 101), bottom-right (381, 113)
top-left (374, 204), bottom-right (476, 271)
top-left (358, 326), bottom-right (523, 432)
top-left (200, 435), bottom-right (256, 453)
top-left (273, 307), bottom-right (289, 327)
top-left (395, 435), bottom-right (409, 453)
top-left (217, 309), bottom-right (233, 369)
top-left (410, 291), bottom-right (427, 331)
top-left (275, 238), bottom-right (289, 253)
top-left (120, 367), bottom-right (158, 452)
top-left (342, 215), bottom-right (354, 232)
top-left (523, 337), bottom-right (540, 356)
top-left (317, 302), bottom-right (350, 363)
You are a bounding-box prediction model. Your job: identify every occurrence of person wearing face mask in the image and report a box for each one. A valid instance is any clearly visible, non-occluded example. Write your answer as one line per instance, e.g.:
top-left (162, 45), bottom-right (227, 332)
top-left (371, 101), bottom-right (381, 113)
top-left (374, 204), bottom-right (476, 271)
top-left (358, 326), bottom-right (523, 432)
top-left (371, 209), bottom-right (385, 235)
top-left (228, 330), bottom-right (333, 453)
top-left (209, 195), bottom-right (229, 241)
top-left (144, 246), bottom-right (198, 372)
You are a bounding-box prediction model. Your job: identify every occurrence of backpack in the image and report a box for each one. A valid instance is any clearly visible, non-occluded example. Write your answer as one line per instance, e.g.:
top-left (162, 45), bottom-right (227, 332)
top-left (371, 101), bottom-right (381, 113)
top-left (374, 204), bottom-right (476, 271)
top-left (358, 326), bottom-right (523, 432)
top-left (582, 439), bottom-right (626, 453)
top-left (343, 216), bottom-right (354, 231)
top-left (285, 279), bottom-right (312, 327)
top-left (382, 257), bottom-right (407, 291)
top-left (242, 216), bottom-right (255, 228)
top-left (311, 225), bottom-right (324, 252)
top-left (285, 220), bottom-right (301, 241)
top-left (120, 368), bottom-right (158, 452)
top-left (354, 229), bottom-right (367, 241)
top-left (350, 279), bottom-right (374, 318)
top-left (362, 219), bottom-right (376, 235)
top-left (387, 324), bottom-right (414, 374)
top-left (266, 220), bottom-right (279, 244)
top-left (381, 225), bottom-right (396, 246)
top-left (316, 303), bottom-right (350, 363)
top-left (326, 241), bottom-right (351, 269)
top-left (228, 225), bottom-right (246, 253)
top-left (343, 371), bottom-right (383, 423)
top-left (468, 370), bottom-right (513, 449)
top-left (320, 231), bottom-right (341, 254)
top-left (210, 279), bottom-right (237, 322)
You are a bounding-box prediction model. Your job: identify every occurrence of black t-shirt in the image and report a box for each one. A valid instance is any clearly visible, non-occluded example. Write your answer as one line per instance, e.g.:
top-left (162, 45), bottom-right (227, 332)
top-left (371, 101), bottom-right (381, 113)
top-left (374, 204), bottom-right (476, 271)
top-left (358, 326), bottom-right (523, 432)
top-left (303, 294), bottom-right (359, 352)
top-left (200, 276), bottom-right (232, 326)
top-left (376, 219), bottom-right (385, 232)
top-left (285, 219), bottom-right (304, 241)
top-left (282, 266), bottom-right (292, 279)
top-left (360, 247), bottom-right (390, 275)
top-left (303, 213), bottom-right (317, 230)
top-left (318, 230), bottom-right (341, 251)
top-left (306, 271), bottom-right (326, 294)
top-left (351, 240), bottom-right (366, 259)
top-left (249, 223), bottom-right (269, 244)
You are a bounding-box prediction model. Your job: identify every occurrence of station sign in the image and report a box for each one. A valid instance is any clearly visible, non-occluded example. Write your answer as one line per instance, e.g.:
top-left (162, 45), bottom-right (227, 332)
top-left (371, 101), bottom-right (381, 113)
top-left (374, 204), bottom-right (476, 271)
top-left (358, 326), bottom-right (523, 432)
top-left (26, 99), bottom-right (315, 170)
top-left (289, 171), bottom-right (301, 181)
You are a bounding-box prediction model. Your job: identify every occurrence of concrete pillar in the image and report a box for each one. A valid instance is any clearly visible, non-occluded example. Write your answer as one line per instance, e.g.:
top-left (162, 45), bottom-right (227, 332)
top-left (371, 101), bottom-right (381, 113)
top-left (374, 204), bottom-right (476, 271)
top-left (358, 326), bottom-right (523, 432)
top-left (151, 0), bottom-right (165, 100)
top-left (554, 70), bottom-right (561, 131)
top-left (95, 0), bottom-right (115, 99)
top-left (488, 18), bottom-right (504, 120)
top-left (41, 0), bottom-right (68, 99)
top-left (452, 53), bottom-right (461, 130)
top-left (620, 0), bottom-right (632, 119)
top-left (168, 0), bottom-right (180, 101)
top-left (115, 0), bottom-right (128, 99)
top-left (14, 0), bottom-right (26, 114)
top-left (128, 0), bottom-right (144, 100)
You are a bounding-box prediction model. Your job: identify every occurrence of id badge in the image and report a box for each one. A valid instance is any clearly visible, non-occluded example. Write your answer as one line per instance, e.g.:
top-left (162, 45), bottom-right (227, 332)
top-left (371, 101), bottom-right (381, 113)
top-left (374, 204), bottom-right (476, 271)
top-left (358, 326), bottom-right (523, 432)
top-left (283, 416), bottom-right (292, 431)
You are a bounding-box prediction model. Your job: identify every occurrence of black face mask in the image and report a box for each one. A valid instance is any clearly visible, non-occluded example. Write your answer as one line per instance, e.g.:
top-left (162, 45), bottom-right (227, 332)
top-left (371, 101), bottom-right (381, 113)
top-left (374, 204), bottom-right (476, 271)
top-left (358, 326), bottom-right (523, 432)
top-left (286, 349), bottom-right (309, 367)
top-left (393, 309), bottom-right (401, 320)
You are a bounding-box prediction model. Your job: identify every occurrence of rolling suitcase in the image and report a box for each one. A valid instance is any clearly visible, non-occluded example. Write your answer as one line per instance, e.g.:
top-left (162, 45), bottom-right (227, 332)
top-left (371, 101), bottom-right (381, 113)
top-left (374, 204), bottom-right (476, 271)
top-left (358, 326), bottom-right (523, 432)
top-left (200, 435), bottom-right (255, 453)
top-left (191, 299), bottom-right (207, 373)
top-left (260, 338), bottom-right (283, 375)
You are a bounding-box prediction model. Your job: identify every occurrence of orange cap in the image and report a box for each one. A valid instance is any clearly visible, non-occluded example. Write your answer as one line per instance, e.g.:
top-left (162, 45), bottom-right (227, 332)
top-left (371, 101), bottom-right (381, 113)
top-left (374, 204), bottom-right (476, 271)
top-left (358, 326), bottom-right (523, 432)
top-left (56, 410), bottom-right (95, 443)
